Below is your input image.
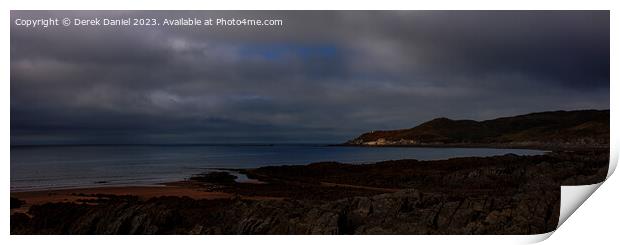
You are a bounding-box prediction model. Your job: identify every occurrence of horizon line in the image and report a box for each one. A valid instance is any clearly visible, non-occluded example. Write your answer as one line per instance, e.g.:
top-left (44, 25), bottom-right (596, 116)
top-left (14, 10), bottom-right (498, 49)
top-left (10, 142), bottom-right (339, 147)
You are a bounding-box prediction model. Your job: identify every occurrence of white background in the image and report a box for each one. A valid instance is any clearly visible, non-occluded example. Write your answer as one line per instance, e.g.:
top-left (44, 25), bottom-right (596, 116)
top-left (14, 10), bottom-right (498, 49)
top-left (3, 0), bottom-right (618, 243)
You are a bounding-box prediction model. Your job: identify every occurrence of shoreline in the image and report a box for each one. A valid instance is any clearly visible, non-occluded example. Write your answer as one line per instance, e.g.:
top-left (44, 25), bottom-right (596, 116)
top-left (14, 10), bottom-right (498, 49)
top-left (9, 146), bottom-right (592, 196)
top-left (11, 148), bottom-right (609, 234)
top-left (333, 143), bottom-right (608, 151)
top-left (10, 147), bottom-right (547, 193)
top-left (10, 178), bottom-right (282, 215)
top-left (10, 147), bottom-right (599, 196)
top-left (10, 168), bottom-right (263, 193)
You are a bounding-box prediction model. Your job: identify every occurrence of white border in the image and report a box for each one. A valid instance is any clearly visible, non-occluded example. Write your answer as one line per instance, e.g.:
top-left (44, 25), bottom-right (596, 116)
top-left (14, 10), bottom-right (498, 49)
top-left (3, 1), bottom-right (618, 244)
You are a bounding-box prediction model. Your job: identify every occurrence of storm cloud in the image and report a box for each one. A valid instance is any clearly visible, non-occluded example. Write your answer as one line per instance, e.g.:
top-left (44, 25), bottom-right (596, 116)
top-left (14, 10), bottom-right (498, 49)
top-left (11, 11), bottom-right (610, 144)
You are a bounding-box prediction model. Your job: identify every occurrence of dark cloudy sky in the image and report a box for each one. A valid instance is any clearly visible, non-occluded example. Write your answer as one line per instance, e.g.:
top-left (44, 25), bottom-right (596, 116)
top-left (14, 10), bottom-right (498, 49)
top-left (11, 11), bottom-right (609, 145)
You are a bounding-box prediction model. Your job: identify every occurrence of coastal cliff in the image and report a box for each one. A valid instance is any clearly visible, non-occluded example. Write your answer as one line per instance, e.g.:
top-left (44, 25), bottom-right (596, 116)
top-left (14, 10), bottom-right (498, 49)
top-left (345, 110), bottom-right (609, 149)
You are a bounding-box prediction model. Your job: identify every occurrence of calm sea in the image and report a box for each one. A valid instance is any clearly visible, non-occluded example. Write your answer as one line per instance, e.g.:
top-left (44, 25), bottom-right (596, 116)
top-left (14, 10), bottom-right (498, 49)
top-left (10, 145), bottom-right (546, 191)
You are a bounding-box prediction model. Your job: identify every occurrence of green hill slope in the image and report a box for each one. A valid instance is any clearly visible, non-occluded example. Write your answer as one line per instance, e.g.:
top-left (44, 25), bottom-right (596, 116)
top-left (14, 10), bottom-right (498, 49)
top-left (345, 110), bottom-right (609, 149)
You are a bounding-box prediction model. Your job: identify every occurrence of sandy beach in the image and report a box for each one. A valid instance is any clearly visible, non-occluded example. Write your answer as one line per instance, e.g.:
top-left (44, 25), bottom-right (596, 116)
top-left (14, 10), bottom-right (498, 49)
top-left (11, 184), bottom-right (236, 214)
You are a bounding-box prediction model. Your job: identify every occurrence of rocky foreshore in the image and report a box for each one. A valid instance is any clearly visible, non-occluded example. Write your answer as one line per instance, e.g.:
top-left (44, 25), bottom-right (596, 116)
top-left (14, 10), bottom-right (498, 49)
top-left (11, 149), bottom-right (608, 235)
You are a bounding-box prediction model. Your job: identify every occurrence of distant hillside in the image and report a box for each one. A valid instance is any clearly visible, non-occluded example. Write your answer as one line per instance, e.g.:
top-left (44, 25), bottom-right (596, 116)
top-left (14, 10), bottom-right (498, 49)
top-left (345, 110), bottom-right (609, 149)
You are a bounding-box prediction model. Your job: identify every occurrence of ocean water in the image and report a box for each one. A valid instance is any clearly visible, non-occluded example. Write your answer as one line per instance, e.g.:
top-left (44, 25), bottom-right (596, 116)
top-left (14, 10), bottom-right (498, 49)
top-left (10, 145), bottom-right (546, 191)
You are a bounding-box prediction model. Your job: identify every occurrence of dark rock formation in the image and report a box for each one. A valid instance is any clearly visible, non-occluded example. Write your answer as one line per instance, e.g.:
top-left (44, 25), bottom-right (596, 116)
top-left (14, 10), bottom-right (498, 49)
top-left (190, 171), bottom-right (238, 184)
top-left (8, 189), bottom-right (560, 235)
top-left (11, 150), bottom-right (608, 235)
top-left (11, 197), bottom-right (25, 209)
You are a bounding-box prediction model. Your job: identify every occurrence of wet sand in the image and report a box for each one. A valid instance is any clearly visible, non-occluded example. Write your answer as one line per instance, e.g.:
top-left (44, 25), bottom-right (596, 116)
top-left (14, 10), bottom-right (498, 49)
top-left (11, 183), bottom-right (234, 214)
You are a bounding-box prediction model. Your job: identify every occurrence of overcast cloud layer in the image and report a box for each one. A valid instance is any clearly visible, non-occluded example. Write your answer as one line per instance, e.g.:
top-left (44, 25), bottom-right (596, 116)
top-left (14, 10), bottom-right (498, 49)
top-left (11, 11), bottom-right (610, 144)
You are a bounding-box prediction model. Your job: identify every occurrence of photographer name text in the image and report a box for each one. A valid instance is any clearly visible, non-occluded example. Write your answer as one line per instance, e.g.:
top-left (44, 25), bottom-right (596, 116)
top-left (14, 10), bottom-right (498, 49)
top-left (14, 17), bottom-right (284, 28)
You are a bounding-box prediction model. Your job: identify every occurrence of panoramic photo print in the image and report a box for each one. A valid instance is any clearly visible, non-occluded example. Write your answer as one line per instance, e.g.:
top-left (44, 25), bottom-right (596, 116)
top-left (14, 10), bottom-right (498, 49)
top-left (10, 10), bottom-right (610, 235)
